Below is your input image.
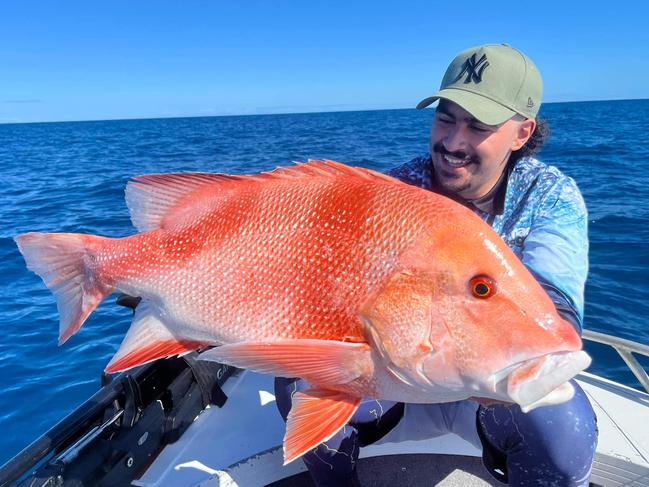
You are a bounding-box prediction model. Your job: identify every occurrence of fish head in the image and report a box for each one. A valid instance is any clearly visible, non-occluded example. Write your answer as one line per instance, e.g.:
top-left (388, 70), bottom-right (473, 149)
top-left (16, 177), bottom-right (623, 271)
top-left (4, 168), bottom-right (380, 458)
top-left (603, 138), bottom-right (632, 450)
top-left (361, 218), bottom-right (590, 410)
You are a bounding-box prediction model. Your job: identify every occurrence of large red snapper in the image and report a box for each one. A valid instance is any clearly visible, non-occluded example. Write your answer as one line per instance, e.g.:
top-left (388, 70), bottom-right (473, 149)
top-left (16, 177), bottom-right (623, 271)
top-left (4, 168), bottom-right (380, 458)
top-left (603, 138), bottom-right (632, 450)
top-left (15, 160), bottom-right (590, 463)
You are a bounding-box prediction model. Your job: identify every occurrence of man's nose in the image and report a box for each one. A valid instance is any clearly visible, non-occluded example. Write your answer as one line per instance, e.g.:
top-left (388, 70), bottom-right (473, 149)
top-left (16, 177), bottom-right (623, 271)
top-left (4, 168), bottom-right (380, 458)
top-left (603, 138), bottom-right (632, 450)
top-left (442, 125), bottom-right (468, 153)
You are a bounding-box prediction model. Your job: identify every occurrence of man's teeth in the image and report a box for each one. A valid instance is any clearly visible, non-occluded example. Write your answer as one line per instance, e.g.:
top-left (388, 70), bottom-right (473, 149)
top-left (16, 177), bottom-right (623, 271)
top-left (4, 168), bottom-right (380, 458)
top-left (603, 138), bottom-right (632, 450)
top-left (444, 154), bottom-right (470, 166)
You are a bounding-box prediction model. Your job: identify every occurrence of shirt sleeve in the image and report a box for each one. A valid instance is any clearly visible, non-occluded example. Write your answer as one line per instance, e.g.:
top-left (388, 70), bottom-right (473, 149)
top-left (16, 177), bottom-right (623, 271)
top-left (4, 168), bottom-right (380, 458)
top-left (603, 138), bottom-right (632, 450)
top-left (521, 177), bottom-right (589, 333)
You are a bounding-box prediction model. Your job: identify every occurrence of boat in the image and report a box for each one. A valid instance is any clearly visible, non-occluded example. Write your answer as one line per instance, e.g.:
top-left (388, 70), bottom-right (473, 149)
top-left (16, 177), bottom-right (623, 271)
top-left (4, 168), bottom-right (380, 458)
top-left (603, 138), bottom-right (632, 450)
top-left (0, 328), bottom-right (647, 487)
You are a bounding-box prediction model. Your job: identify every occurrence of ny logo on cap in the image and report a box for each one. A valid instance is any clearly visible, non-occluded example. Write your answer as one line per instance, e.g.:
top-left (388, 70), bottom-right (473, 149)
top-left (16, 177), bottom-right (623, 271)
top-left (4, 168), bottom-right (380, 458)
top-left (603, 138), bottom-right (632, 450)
top-left (454, 53), bottom-right (489, 84)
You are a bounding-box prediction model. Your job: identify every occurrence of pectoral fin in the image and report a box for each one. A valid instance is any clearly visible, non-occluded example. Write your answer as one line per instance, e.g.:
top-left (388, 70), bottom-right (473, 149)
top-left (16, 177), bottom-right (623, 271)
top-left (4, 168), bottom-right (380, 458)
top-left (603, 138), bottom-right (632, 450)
top-left (199, 339), bottom-right (373, 385)
top-left (283, 388), bottom-right (361, 464)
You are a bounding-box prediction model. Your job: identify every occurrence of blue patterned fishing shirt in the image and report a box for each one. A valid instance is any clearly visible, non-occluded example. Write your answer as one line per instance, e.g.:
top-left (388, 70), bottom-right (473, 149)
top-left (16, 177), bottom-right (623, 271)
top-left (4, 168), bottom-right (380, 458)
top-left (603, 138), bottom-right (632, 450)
top-left (387, 153), bottom-right (589, 333)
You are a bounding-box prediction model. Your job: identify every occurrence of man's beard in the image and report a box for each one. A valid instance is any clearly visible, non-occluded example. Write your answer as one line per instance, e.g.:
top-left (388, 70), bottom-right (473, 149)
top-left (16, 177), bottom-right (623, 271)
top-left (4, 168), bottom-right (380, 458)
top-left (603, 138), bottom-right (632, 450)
top-left (432, 142), bottom-right (481, 195)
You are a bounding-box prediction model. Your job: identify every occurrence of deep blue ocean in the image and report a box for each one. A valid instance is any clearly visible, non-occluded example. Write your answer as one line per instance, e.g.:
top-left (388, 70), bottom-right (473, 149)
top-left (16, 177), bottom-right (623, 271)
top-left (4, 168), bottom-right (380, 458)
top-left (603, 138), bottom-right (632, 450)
top-left (1, 100), bottom-right (648, 465)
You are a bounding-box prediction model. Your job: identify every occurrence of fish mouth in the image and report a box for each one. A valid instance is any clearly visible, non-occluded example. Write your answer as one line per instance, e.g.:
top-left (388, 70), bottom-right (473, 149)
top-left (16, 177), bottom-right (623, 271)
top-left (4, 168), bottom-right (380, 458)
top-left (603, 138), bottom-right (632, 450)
top-left (506, 350), bottom-right (591, 412)
top-left (487, 350), bottom-right (591, 412)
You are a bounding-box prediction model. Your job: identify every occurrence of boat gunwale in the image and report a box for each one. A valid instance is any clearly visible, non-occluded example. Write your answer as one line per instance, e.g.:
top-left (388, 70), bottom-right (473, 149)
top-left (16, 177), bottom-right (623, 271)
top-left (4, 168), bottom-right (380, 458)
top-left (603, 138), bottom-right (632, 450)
top-left (583, 329), bottom-right (649, 393)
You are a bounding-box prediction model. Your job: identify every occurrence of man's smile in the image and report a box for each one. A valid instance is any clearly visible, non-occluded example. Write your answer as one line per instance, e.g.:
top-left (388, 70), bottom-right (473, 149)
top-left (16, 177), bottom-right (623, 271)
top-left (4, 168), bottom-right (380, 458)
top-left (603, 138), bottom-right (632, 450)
top-left (442, 153), bottom-right (472, 168)
top-left (432, 142), bottom-right (480, 174)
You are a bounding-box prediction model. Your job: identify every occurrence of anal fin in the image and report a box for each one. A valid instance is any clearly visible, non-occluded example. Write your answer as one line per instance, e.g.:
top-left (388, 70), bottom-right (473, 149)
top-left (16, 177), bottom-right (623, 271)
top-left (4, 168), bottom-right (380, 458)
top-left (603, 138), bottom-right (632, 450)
top-left (106, 302), bottom-right (209, 373)
top-left (284, 388), bottom-right (361, 465)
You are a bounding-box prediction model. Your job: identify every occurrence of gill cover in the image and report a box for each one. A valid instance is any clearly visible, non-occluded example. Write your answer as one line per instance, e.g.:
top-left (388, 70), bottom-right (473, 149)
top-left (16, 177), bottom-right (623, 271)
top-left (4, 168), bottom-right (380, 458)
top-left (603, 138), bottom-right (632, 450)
top-left (359, 270), bottom-right (454, 390)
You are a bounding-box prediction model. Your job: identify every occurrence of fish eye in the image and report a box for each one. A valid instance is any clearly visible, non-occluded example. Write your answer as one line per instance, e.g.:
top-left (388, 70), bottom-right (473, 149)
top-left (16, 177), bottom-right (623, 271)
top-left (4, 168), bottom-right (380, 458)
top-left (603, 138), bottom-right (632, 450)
top-left (470, 276), bottom-right (496, 299)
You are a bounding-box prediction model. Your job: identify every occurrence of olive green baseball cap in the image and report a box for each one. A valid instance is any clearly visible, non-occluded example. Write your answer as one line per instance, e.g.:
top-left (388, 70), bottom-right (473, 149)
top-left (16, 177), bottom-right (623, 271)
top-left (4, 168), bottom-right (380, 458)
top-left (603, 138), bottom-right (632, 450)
top-left (416, 43), bottom-right (543, 125)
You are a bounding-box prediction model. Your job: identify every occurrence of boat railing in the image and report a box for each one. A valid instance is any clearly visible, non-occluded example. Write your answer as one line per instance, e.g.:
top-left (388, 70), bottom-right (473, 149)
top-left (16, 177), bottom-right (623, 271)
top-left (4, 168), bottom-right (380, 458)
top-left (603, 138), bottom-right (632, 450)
top-left (583, 329), bottom-right (649, 394)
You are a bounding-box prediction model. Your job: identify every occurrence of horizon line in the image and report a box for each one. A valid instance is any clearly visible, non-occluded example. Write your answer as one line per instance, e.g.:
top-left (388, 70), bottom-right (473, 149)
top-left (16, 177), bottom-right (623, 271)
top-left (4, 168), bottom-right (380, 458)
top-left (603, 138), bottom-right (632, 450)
top-left (1, 96), bottom-right (647, 127)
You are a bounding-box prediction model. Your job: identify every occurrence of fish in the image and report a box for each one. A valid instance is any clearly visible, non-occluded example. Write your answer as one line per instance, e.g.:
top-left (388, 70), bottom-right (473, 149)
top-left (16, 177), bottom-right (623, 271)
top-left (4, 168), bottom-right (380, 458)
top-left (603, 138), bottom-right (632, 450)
top-left (14, 160), bottom-right (591, 464)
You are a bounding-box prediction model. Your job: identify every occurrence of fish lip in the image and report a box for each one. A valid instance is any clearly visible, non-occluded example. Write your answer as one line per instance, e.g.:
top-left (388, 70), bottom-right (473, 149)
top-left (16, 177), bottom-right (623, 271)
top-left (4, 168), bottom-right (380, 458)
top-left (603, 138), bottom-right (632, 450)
top-left (488, 348), bottom-right (585, 385)
top-left (504, 350), bottom-right (591, 409)
top-left (518, 381), bottom-right (576, 413)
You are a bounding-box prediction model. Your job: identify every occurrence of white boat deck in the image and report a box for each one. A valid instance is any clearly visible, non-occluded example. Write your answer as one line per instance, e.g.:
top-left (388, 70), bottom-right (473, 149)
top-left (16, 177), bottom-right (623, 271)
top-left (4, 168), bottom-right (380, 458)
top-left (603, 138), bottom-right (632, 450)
top-left (133, 370), bottom-right (649, 487)
top-left (578, 373), bottom-right (649, 485)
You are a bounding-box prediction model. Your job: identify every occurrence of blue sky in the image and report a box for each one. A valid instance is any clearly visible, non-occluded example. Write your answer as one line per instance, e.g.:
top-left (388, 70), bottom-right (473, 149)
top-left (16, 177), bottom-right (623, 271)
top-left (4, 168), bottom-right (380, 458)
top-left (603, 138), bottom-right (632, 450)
top-left (1, 0), bottom-right (647, 123)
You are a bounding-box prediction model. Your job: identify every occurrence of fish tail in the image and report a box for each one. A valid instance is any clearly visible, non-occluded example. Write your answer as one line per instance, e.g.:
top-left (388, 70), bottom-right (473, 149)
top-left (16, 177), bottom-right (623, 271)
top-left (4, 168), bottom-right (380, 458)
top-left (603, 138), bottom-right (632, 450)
top-left (14, 232), bottom-right (115, 345)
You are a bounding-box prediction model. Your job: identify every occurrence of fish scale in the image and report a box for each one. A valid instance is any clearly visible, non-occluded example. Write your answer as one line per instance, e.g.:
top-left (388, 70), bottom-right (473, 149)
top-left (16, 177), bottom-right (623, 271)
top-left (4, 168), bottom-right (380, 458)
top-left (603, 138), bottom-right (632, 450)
top-left (85, 169), bottom-right (420, 347)
top-left (190, 183), bottom-right (408, 342)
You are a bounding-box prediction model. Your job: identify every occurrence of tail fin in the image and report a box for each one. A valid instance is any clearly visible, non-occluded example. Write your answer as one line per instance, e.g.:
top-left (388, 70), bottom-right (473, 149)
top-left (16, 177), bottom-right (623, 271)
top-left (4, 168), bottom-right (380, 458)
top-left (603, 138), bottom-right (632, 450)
top-left (14, 232), bottom-right (114, 345)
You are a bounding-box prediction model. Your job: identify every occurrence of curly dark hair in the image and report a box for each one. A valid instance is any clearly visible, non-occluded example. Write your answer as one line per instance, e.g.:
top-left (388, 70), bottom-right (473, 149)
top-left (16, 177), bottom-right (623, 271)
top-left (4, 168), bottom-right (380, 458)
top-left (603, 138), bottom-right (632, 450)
top-left (508, 118), bottom-right (550, 165)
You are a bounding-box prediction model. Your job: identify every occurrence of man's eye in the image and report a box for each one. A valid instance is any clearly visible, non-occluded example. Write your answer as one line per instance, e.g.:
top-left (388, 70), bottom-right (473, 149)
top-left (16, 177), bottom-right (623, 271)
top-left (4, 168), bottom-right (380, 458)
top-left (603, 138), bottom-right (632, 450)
top-left (471, 125), bottom-right (490, 133)
top-left (437, 117), bottom-right (453, 124)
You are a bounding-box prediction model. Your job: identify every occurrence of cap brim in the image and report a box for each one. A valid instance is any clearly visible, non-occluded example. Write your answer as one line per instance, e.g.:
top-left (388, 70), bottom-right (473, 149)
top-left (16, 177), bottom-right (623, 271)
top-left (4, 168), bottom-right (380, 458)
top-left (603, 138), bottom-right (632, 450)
top-left (416, 88), bottom-right (517, 126)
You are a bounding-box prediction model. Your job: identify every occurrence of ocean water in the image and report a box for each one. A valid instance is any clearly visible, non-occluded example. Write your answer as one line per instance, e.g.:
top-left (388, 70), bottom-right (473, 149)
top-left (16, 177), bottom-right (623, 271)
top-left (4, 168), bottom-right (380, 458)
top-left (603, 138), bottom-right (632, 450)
top-left (1, 100), bottom-right (648, 465)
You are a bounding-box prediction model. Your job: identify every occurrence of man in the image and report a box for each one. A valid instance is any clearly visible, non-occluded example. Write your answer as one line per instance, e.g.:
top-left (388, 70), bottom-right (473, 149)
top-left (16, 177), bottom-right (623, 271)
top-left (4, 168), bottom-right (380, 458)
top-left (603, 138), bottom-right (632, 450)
top-left (275, 44), bottom-right (597, 486)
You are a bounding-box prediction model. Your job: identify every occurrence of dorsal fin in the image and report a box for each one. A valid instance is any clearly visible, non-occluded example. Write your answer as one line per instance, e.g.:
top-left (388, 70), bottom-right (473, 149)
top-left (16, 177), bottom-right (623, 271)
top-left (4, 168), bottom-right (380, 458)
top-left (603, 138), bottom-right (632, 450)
top-left (125, 160), bottom-right (402, 232)
top-left (276, 160), bottom-right (400, 184)
top-left (125, 173), bottom-right (241, 231)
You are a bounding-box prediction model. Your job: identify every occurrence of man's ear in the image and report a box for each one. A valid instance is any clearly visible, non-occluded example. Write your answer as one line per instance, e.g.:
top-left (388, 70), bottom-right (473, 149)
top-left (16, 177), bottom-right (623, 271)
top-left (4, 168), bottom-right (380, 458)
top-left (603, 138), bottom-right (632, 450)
top-left (511, 119), bottom-right (537, 151)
